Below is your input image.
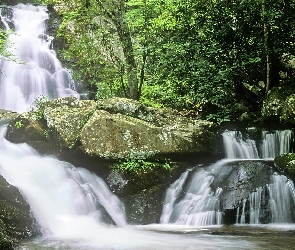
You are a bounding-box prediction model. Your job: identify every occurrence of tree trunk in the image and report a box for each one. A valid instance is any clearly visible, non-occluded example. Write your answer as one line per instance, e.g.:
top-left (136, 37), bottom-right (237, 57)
top-left (262, 0), bottom-right (270, 93)
top-left (112, 2), bottom-right (139, 100)
top-left (95, 0), bottom-right (139, 100)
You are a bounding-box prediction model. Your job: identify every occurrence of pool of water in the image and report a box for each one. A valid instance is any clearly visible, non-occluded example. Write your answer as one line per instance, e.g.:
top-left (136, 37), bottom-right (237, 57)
top-left (17, 224), bottom-right (295, 250)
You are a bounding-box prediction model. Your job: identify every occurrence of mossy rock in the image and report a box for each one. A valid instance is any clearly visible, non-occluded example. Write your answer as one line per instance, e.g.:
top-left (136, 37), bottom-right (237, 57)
top-left (0, 219), bottom-right (14, 250)
top-left (0, 176), bottom-right (38, 249)
top-left (274, 153), bottom-right (295, 180)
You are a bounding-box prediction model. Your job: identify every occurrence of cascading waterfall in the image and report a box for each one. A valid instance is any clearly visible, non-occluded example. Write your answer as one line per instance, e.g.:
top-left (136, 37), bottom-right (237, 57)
top-left (261, 130), bottom-right (294, 159)
top-left (0, 4), bottom-right (78, 113)
top-left (161, 129), bottom-right (295, 226)
top-left (222, 130), bottom-right (259, 159)
top-left (0, 125), bottom-right (126, 234)
top-left (160, 161), bottom-right (226, 226)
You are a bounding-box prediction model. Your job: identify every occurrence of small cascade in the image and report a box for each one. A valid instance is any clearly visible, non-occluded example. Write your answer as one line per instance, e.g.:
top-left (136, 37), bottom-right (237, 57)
top-left (162, 129), bottom-right (295, 227)
top-left (0, 4), bottom-right (78, 112)
top-left (236, 173), bottom-right (295, 224)
top-left (222, 131), bottom-right (259, 159)
top-left (268, 174), bottom-right (295, 223)
top-left (223, 129), bottom-right (294, 159)
top-left (161, 161), bottom-right (227, 226)
top-left (0, 125), bottom-right (126, 237)
top-left (260, 130), bottom-right (294, 159)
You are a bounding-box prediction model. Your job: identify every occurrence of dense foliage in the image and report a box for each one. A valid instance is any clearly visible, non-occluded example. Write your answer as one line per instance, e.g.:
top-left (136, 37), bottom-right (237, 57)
top-left (18, 0), bottom-right (295, 124)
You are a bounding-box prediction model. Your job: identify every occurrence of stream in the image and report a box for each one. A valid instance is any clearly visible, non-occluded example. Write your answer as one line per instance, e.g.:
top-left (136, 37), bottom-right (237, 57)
top-left (1, 3), bottom-right (295, 250)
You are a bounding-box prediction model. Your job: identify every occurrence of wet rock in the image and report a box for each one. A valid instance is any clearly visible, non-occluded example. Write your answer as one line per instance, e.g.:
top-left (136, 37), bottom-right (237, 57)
top-left (0, 176), bottom-right (39, 249)
top-left (220, 161), bottom-right (274, 210)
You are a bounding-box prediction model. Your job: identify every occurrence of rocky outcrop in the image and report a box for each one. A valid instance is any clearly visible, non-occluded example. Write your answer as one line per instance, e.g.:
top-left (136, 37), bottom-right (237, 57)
top-left (0, 176), bottom-right (38, 249)
top-left (106, 161), bottom-right (182, 224)
top-left (6, 97), bottom-right (218, 160)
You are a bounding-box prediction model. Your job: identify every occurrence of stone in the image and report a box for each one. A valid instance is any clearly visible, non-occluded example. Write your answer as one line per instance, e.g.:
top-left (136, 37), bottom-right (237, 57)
top-left (43, 97), bottom-right (96, 149)
top-left (6, 97), bottom-right (218, 160)
top-left (0, 176), bottom-right (38, 249)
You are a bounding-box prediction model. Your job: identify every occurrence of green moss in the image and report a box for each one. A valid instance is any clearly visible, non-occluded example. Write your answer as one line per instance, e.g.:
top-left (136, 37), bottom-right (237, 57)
top-left (110, 159), bottom-right (176, 194)
top-left (274, 153), bottom-right (295, 180)
top-left (0, 219), bottom-right (13, 250)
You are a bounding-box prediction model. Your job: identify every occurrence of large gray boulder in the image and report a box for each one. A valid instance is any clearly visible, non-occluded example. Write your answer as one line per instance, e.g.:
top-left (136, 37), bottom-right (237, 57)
top-left (82, 98), bottom-right (217, 159)
top-left (6, 97), bottom-right (218, 160)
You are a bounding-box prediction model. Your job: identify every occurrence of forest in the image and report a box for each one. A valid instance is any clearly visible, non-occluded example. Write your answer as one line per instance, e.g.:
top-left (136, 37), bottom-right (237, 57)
top-left (3, 0), bottom-right (295, 126)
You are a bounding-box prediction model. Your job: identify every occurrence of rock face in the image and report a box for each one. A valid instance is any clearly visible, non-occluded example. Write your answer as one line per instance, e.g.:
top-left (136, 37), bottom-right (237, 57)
top-left (0, 176), bottom-right (38, 249)
top-left (6, 97), bottom-right (218, 160)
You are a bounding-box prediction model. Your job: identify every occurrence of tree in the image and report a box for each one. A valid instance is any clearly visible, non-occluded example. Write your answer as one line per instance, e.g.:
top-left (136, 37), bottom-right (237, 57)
top-left (40, 0), bottom-right (140, 100)
top-left (142, 0), bottom-right (295, 122)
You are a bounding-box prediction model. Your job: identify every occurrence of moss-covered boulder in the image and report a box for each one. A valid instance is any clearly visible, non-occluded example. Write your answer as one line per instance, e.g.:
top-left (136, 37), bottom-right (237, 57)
top-left (274, 153), bottom-right (295, 180)
top-left (6, 97), bottom-right (218, 160)
top-left (83, 98), bottom-right (217, 159)
top-left (43, 97), bottom-right (96, 149)
top-left (0, 176), bottom-right (38, 249)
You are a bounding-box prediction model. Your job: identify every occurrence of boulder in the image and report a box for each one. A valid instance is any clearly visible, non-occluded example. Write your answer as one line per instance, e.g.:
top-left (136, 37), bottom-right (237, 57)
top-left (0, 176), bottom-right (38, 249)
top-left (43, 97), bottom-right (96, 149)
top-left (82, 98), bottom-right (217, 159)
top-left (6, 97), bottom-right (218, 160)
top-left (106, 160), bottom-right (181, 224)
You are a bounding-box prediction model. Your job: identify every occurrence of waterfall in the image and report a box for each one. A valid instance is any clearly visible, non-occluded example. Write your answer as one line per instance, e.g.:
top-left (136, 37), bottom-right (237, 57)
top-left (222, 131), bottom-right (259, 159)
top-left (0, 125), bottom-right (126, 235)
top-left (222, 130), bottom-right (293, 159)
top-left (260, 130), bottom-right (294, 159)
top-left (161, 129), bottom-right (295, 226)
top-left (160, 160), bottom-right (227, 226)
top-left (0, 4), bottom-right (78, 113)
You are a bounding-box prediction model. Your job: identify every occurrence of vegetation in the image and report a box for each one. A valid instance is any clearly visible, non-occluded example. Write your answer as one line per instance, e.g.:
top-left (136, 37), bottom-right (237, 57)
top-left (30, 0), bottom-right (295, 125)
top-left (111, 159), bottom-right (173, 172)
top-left (0, 30), bottom-right (21, 69)
top-left (32, 95), bottom-right (49, 120)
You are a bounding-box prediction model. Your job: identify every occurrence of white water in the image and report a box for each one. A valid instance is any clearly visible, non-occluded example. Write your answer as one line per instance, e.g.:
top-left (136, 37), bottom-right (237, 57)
top-left (0, 4), bottom-right (78, 112)
top-left (261, 130), bottom-right (294, 159)
top-left (160, 161), bottom-right (226, 226)
top-left (223, 130), bottom-right (293, 159)
top-left (0, 124), bottom-right (258, 249)
top-left (161, 129), bottom-right (295, 226)
top-left (223, 131), bottom-right (259, 159)
top-left (0, 125), bottom-right (126, 229)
